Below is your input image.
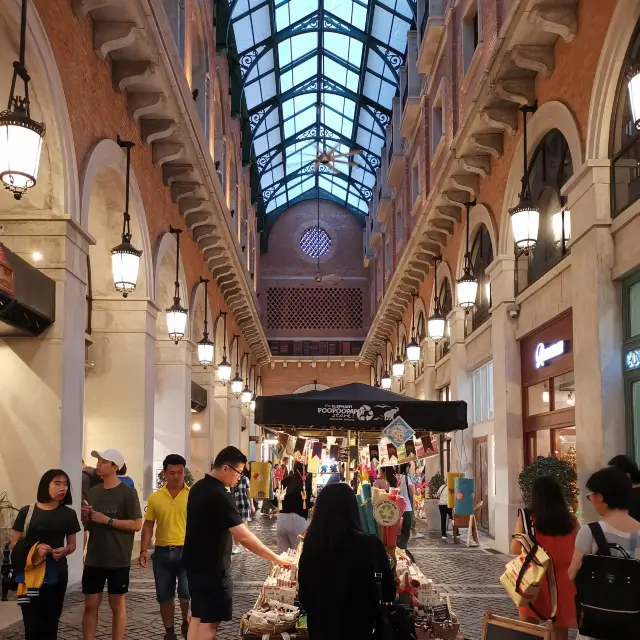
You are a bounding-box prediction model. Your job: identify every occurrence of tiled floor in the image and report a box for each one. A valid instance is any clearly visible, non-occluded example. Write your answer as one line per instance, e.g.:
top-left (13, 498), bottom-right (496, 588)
top-left (0, 517), bottom-right (536, 640)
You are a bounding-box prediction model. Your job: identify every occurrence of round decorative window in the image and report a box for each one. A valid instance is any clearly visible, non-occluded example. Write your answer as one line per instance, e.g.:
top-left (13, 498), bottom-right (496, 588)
top-left (300, 226), bottom-right (331, 258)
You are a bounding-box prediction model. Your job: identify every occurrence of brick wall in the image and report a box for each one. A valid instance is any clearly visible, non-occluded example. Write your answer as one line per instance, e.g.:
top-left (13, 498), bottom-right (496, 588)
top-left (260, 361), bottom-right (370, 396)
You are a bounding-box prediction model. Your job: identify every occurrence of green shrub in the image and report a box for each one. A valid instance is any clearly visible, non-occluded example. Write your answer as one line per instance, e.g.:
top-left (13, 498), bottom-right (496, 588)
top-left (518, 456), bottom-right (578, 507)
top-left (428, 470), bottom-right (445, 499)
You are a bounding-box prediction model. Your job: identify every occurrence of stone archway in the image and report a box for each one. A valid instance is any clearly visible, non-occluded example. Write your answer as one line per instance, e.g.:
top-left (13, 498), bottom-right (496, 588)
top-left (0, 0), bottom-right (82, 526)
top-left (81, 140), bottom-right (156, 496)
top-left (152, 231), bottom-right (192, 483)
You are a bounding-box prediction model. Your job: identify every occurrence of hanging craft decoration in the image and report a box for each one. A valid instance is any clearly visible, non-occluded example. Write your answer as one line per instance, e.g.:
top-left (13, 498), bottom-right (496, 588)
top-left (285, 435), bottom-right (296, 456)
top-left (369, 444), bottom-right (380, 462)
top-left (405, 439), bottom-right (417, 459)
top-left (329, 444), bottom-right (340, 460)
top-left (349, 445), bottom-right (358, 464)
top-left (386, 442), bottom-right (398, 460)
top-left (311, 441), bottom-right (323, 460)
top-left (382, 416), bottom-right (416, 448)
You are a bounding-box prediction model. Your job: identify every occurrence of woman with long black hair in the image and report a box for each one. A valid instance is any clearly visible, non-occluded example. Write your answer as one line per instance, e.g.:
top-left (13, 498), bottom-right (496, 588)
top-left (396, 464), bottom-right (414, 550)
top-left (276, 461), bottom-right (312, 553)
top-left (10, 469), bottom-right (81, 640)
top-left (299, 483), bottom-right (396, 639)
top-left (511, 475), bottom-right (579, 639)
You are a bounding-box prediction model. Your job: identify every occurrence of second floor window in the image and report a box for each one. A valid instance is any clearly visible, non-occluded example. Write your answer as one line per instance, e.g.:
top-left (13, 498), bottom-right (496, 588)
top-left (472, 361), bottom-right (494, 424)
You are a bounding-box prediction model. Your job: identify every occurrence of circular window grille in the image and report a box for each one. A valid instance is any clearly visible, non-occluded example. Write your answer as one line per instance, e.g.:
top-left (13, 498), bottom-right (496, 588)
top-left (300, 226), bottom-right (331, 258)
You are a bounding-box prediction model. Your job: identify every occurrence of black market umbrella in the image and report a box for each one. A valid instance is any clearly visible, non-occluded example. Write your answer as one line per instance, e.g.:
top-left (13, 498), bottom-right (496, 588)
top-left (254, 383), bottom-right (467, 432)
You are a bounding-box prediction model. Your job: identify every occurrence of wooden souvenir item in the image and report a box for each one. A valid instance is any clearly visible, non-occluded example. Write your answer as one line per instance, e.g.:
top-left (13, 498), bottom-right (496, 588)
top-left (481, 608), bottom-right (552, 639)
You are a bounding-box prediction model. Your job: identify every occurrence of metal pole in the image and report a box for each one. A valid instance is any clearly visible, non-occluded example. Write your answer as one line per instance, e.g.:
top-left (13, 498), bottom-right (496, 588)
top-left (346, 430), bottom-right (352, 484)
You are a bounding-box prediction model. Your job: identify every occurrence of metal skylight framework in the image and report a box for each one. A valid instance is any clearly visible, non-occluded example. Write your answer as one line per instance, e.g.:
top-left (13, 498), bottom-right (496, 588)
top-left (229, 0), bottom-right (415, 218)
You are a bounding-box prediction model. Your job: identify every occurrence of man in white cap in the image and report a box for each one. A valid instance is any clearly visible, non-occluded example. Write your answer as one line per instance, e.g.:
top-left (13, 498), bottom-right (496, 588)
top-left (81, 449), bottom-right (143, 640)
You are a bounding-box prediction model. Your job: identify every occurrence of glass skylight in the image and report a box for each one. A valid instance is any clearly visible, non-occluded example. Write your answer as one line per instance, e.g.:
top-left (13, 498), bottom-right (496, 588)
top-left (230, 0), bottom-right (415, 217)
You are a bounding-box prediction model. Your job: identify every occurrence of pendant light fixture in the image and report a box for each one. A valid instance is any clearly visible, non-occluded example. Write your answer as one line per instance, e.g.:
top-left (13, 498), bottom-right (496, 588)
top-left (371, 365), bottom-right (380, 388)
top-left (241, 357), bottom-right (253, 405)
top-left (628, 65), bottom-right (640, 129)
top-left (406, 293), bottom-right (421, 365)
top-left (510, 103), bottom-right (539, 252)
top-left (380, 350), bottom-right (392, 390)
top-left (197, 277), bottom-right (214, 367)
top-left (392, 324), bottom-right (405, 378)
top-left (217, 312), bottom-right (232, 384)
top-left (166, 227), bottom-right (188, 343)
top-left (111, 137), bottom-right (142, 297)
top-left (428, 255), bottom-right (445, 342)
top-left (231, 335), bottom-right (244, 397)
top-left (457, 200), bottom-right (478, 311)
top-left (250, 374), bottom-right (260, 412)
top-left (0, 0), bottom-right (45, 200)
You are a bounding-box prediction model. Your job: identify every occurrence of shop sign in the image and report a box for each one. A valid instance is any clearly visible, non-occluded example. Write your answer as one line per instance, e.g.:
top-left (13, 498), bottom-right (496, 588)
top-left (534, 340), bottom-right (566, 368)
top-left (372, 499), bottom-right (401, 527)
top-left (316, 403), bottom-right (400, 423)
top-left (0, 245), bottom-right (15, 296)
top-left (382, 416), bottom-right (415, 447)
top-left (626, 348), bottom-right (640, 371)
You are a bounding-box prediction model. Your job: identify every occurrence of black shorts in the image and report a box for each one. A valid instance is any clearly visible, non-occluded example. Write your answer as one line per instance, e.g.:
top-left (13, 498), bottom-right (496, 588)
top-left (82, 565), bottom-right (130, 595)
top-left (187, 569), bottom-right (233, 623)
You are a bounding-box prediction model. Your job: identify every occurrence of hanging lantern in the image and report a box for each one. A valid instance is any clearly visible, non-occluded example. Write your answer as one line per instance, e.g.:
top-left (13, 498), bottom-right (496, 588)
top-left (510, 104), bottom-right (539, 252)
top-left (166, 227), bottom-right (188, 343)
top-left (0, 0), bottom-right (45, 200)
top-left (628, 65), bottom-right (640, 128)
top-left (392, 354), bottom-right (405, 378)
top-left (217, 312), bottom-right (231, 384)
top-left (241, 384), bottom-right (252, 405)
top-left (250, 395), bottom-right (256, 412)
top-left (380, 370), bottom-right (392, 390)
top-left (217, 355), bottom-right (232, 384)
top-left (428, 255), bottom-right (445, 342)
top-left (197, 277), bottom-right (214, 367)
top-left (457, 201), bottom-right (478, 310)
top-left (406, 294), bottom-right (421, 365)
top-left (231, 336), bottom-right (243, 397)
top-left (111, 138), bottom-right (142, 297)
top-left (406, 337), bottom-right (420, 365)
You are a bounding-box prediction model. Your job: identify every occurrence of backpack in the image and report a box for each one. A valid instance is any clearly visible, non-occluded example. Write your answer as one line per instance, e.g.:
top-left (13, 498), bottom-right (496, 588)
top-left (500, 509), bottom-right (557, 620)
top-left (574, 522), bottom-right (640, 638)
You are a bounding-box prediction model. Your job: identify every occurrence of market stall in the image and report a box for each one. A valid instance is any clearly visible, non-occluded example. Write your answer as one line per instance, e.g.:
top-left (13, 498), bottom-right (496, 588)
top-left (242, 383), bottom-right (469, 639)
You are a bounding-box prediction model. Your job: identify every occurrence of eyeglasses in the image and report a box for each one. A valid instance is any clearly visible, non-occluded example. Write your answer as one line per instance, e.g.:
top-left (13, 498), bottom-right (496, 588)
top-left (225, 464), bottom-right (244, 476)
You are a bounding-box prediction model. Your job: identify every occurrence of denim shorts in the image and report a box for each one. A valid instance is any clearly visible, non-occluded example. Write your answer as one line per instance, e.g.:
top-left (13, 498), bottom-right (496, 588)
top-left (152, 546), bottom-right (190, 604)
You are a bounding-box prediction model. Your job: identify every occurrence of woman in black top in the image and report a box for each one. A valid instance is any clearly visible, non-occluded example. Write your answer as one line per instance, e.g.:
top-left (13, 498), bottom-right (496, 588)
top-left (276, 462), bottom-right (313, 553)
top-left (10, 469), bottom-right (81, 640)
top-left (299, 483), bottom-right (396, 639)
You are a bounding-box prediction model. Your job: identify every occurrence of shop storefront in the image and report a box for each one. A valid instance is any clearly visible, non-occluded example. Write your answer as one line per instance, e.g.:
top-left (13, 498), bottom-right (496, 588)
top-left (624, 272), bottom-right (640, 463)
top-left (520, 312), bottom-right (575, 465)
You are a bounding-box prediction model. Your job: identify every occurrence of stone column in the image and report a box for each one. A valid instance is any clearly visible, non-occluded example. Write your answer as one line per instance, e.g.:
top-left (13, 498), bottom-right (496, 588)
top-left (85, 298), bottom-right (157, 496)
top-left (228, 394), bottom-right (242, 448)
top-left (487, 255), bottom-right (524, 553)
top-left (191, 367), bottom-right (217, 479)
top-left (0, 219), bottom-right (88, 582)
top-left (447, 308), bottom-right (473, 477)
top-left (404, 358), bottom-right (417, 398)
top-left (212, 382), bottom-right (230, 454)
top-left (564, 163), bottom-right (625, 516)
top-left (421, 339), bottom-right (438, 400)
top-left (154, 339), bottom-right (192, 475)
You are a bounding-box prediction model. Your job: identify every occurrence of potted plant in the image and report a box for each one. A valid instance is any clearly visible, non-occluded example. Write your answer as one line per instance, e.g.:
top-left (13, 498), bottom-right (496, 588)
top-left (518, 456), bottom-right (578, 510)
top-left (424, 470), bottom-right (445, 532)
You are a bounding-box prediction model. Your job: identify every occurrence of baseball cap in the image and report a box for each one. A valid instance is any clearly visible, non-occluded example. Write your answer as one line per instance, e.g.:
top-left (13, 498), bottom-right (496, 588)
top-left (91, 449), bottom-right (125, 471)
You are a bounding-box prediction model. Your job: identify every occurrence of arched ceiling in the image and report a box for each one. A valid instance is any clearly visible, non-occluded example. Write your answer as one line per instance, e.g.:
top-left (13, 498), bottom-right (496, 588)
top-left (229, 0), bottom-right (415, 218)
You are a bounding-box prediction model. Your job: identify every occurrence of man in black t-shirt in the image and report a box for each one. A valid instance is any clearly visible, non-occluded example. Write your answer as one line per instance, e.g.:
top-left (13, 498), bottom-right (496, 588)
top-left (183, 446), bottom-right (291, 639)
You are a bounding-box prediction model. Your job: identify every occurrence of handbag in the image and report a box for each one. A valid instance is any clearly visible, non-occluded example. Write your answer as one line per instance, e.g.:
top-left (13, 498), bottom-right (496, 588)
top-left (500, 509), bottom-right (557, 620)
top-left (373, 572), bottom-right (416, 640)
top-left (10, 503), bottom-right (36, 573)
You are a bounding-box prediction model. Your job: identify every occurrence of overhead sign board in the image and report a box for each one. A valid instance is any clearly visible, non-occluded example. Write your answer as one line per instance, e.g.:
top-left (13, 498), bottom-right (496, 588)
top-left (534, 340), bottom-right (566, 369)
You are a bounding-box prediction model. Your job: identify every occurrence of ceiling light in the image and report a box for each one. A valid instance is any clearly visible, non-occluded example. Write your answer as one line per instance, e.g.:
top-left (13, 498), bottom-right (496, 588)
top-left (192, 423), bottom-right (201, 432)
top-left (428, 255), bottom-right (445, 342)
top-left (406, 294), bottom-right (421, 365)
top-left (32, 251), bottom-right (41, 262)
top-left (457, 201), bottom-right (478, 311)
top-left (197, 277), bottom-right (214, 368)
top-left (380, 370), bottom-right (392, 390)
top-left (392, 354), bottom-right (405, 378)
top-left (217, 312), bottom-right (231, 385)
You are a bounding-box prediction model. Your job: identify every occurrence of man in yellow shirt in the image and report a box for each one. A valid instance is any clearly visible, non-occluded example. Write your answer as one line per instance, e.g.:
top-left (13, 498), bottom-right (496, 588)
top-left (139, 455), bottom-right (190, 640)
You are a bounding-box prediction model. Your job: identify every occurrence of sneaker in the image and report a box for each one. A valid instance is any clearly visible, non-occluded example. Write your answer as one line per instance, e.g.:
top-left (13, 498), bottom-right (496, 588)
top-left (412, 532), bottom-right (425, 539)
top-left (441, 536), bottom-right (447, 539)
top-left (181, 620), bottom-right (189, 638)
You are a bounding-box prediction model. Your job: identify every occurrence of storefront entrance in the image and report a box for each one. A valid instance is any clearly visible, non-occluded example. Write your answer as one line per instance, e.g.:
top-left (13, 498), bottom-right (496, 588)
top-left (521, 312), bottom-right (576, 468)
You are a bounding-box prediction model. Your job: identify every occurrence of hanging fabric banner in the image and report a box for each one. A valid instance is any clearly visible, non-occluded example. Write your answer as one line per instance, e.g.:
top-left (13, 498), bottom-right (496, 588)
top-left (369, 444), bottom-right (380, 462)
top-left (329, 444), bottom-right (340, 460)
